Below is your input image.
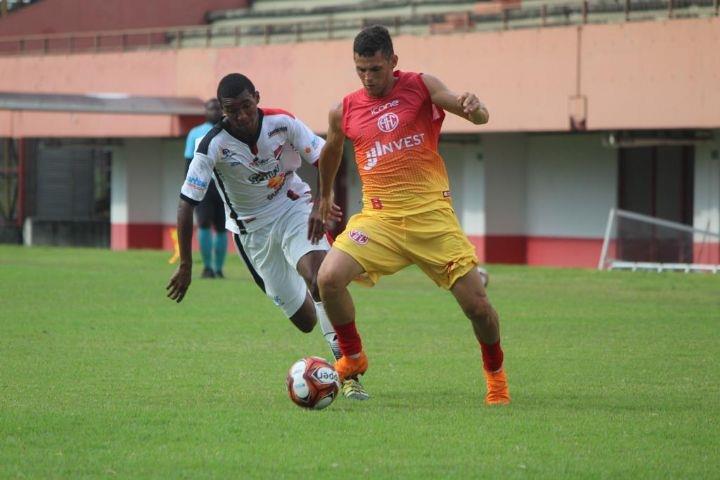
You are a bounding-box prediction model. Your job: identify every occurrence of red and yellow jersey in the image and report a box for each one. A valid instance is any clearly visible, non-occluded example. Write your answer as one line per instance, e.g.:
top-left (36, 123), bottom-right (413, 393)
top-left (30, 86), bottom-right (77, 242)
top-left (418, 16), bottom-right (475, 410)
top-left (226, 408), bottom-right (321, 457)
top-left (342, 70), bottom-right (450, 216)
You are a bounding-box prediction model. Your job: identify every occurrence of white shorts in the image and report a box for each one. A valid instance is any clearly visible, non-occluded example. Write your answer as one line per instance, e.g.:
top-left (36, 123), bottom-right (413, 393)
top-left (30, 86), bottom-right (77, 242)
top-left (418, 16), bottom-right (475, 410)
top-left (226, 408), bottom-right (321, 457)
top-left (232, 200), bottom-right (330, 317)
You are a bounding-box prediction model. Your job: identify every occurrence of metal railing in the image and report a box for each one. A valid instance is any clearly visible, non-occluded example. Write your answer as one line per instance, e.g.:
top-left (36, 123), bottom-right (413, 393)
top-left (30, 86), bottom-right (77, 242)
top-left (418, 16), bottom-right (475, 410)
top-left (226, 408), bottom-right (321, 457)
top-left (0, 0), bottom-right (717, 55)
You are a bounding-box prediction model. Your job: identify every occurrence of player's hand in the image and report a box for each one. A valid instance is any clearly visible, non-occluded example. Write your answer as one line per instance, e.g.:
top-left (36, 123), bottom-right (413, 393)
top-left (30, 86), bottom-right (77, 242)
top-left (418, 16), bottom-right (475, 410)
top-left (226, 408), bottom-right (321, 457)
top-left (308, 196), bottom-right (341, 244)
top-left (166, 263), bottom-right (192, 303)
top-left (457, 92), bottom-right (485, 121)
top-left (327, 201), bottom-right (343, 224)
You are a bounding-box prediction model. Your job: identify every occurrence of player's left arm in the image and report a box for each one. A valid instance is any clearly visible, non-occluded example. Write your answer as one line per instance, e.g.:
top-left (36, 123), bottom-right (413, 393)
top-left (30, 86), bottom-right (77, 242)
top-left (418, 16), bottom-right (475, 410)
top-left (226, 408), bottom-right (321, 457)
top-left (287, 116), bottom-right (326, 166)
top-left (422, 74), bottom-right (489, 125)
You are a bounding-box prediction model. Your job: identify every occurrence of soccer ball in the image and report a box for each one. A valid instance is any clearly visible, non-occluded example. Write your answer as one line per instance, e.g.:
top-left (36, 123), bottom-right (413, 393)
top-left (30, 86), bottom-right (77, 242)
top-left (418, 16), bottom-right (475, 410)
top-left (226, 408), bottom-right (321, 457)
top-left (286, 356), bottom-right (340, 410)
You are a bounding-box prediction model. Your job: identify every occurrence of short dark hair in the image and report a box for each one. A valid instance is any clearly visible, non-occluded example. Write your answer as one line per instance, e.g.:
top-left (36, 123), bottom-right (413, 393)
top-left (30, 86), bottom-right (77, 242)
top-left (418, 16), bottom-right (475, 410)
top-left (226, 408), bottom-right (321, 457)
top-left (217, 73), bottom-right (255, 101)
top-left (353, 25), bottom-right (394, 58)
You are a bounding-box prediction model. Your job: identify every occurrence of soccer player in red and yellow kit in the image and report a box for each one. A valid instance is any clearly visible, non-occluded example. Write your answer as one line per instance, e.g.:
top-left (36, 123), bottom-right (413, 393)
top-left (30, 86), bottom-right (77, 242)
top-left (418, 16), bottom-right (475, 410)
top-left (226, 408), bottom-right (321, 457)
top-left (308, 25), bottom-right (509, 405)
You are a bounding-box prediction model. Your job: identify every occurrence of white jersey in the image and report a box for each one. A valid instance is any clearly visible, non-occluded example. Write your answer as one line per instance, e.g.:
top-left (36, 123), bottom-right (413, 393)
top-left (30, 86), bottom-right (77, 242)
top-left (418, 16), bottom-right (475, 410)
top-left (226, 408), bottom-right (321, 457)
top-left (180, 108), bottom-right (325, 234)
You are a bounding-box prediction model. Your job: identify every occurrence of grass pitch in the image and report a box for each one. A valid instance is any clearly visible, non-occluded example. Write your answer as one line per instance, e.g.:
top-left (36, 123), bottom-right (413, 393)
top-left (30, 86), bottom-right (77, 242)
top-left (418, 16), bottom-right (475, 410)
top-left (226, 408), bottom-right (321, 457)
top-left (1, 245), bottom-right (719, 479)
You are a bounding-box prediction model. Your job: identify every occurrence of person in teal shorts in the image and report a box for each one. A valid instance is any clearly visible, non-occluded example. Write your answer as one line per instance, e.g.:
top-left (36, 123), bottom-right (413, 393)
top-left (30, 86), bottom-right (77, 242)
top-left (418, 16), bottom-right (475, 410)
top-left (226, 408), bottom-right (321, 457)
top-left (184, 99), bottom-right (226, 278)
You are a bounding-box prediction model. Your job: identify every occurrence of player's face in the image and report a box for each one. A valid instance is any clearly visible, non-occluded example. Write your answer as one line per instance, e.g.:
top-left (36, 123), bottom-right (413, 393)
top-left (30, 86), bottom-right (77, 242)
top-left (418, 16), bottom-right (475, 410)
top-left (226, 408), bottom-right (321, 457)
top-left (354, 51), bottom-right (398, 98)
top-left (221, 90), bottom-right (260, 137)
top-left (205, 99), bottom-right (222, 124)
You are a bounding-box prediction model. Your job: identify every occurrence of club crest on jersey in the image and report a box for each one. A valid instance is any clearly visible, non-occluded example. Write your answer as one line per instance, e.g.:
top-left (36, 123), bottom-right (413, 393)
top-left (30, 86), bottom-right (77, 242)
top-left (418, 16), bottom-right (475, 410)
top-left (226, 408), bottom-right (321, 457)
top-left (267, 172), bottom-right (287, 190)
top-left (349, 230), bottom-right (369, 245)
top-left (377, 112), bottom-right (399, 133)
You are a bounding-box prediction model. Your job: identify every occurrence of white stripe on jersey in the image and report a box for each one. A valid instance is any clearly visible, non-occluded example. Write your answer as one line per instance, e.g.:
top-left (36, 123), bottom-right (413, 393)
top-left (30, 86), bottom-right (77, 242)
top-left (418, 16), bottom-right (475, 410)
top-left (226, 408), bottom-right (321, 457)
top-left (181, 109), bottom-right (325, 234)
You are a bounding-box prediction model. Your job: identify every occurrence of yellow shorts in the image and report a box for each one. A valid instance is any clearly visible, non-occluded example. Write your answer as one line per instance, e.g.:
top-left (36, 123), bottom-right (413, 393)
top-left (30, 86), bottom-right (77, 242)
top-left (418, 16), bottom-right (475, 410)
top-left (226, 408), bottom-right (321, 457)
top-left (333, 207), bottom-right (478, 289)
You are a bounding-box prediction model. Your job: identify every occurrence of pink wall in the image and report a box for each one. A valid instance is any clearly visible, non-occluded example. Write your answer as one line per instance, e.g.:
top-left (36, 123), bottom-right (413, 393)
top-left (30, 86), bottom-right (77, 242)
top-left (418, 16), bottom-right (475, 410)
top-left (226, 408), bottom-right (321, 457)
top-left (582, 19), bottom-right (720, 130)
top-left (0, 49), bottom-right (184, 137)
top-left (0, 50), bottom-right (178, 95)
top-left (0, 0), bottom-right (249, 36)
top-left (1, 18), bottom-right (718, 137)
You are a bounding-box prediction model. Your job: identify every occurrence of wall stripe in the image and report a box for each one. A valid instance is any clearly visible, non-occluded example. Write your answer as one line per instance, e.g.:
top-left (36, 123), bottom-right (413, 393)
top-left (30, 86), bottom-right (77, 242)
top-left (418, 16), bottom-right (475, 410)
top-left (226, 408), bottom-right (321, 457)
top-left (113, 224), bottom-right (718, 269)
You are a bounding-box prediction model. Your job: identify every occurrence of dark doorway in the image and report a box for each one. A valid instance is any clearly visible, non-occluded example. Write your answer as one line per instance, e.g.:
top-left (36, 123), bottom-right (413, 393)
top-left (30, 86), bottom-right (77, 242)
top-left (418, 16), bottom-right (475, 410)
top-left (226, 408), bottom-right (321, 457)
top-left (617, 145), bottom-right (694, 263)
top-left (24, 141), bottom-right (111, 247)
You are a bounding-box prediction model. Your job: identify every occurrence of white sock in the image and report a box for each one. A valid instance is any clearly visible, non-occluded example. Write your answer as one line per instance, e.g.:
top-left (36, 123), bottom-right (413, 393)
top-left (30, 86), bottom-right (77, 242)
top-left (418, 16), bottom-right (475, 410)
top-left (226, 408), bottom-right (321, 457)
top-left (315, 301), bottom-right (341, 361)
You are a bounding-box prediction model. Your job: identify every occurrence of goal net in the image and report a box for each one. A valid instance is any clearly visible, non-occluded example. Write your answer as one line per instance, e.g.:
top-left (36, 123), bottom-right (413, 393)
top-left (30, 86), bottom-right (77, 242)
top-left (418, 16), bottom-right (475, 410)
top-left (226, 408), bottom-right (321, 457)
top-left (598, 209), bottom-right (720, 273)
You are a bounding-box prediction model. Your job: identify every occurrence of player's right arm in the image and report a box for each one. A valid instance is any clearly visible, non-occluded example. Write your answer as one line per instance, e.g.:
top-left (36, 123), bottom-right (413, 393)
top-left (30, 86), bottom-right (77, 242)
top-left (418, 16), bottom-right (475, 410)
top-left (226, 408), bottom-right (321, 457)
top-left (167, 150), bottom-right (215, 302)
top-left (308, 103), bottom-right (345, 244)
top-left (166, 198), bottom-right (194, 302)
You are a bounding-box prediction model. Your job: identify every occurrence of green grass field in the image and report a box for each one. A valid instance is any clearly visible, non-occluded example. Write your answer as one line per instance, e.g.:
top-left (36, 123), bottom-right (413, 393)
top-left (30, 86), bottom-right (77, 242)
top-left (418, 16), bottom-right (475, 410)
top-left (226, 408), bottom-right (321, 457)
top-left (1, 245), bottom-right (719, 479)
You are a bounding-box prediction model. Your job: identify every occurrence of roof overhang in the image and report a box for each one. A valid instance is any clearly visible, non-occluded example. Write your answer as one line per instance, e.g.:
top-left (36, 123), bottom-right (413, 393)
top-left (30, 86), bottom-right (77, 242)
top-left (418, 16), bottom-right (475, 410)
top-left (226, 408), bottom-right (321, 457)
top-left (0, 91), bottom-right (205, 115)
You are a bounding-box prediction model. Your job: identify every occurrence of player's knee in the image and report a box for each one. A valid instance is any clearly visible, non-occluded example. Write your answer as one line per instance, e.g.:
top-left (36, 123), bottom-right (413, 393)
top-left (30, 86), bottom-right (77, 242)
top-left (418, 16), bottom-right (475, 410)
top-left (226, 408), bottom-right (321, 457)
top-left (317, 263), bottom-right (346, 297)
top-left (297, 266), bottom-right (321, 301)
top-left (296, 319), bottom-right (315, 333)
top-left (307, 276), bottom-right (320, 302)
top-left (289, 297), bottom-right (318, 333)
top-left (316, 263), bottom-right (334, 292)
top-left (290, 312), bottom-right (316, 333)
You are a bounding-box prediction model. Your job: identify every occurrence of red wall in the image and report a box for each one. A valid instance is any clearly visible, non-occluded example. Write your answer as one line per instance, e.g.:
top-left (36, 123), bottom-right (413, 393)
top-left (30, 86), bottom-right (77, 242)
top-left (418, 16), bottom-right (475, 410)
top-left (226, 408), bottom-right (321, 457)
top-left (0, 0), bottom-right (249, 36)
top-left (470, 235), bottom-right (607, 268)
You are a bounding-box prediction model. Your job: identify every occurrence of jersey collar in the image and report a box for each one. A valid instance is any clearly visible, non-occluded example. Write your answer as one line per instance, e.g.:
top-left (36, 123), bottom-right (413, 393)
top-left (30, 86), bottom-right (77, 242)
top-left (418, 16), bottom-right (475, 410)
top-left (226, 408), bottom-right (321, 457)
top-left (221, 109), bottom-right (265, 150)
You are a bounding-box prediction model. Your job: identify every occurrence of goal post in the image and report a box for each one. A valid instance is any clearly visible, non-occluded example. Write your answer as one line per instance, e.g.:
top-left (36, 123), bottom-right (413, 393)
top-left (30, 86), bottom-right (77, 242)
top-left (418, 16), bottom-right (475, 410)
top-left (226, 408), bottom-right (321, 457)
top-left (598, 208), bottom-right (720, 273)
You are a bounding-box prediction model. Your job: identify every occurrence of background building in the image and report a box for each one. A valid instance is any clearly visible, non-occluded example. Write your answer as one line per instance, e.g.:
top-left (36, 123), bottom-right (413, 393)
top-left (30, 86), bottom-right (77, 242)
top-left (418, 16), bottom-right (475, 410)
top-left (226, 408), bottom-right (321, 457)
top-left (0, 0), bottom-right (718, 267)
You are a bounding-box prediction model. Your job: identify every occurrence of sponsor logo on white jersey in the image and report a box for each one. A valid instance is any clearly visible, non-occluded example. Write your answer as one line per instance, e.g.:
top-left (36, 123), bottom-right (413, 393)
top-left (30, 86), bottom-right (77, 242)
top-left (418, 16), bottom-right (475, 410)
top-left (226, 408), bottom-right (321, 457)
top-left (364, 133), bottom-right (426, 171)
top-left (370, 99), bottom-right (399, 116)
top-left (377, 112), bottom-right (399, 133)
top-left (248, 165), bottom-right (281, 184)
top-left (185, 176), bottom-right (208, 190)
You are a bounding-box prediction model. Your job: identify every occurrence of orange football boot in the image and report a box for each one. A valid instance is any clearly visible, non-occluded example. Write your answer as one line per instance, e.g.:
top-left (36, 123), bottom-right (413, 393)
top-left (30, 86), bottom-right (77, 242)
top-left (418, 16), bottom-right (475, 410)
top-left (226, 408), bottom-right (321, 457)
top-left (334, 351), bottom-right (368, 381)
top-left (484, 368), bottom-right (511, 405)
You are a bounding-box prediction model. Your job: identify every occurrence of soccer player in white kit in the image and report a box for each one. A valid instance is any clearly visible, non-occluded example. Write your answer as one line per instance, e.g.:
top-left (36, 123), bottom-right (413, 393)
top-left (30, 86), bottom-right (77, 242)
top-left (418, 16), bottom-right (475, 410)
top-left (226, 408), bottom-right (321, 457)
top-left (166, 73), bottom-right (368, 400)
